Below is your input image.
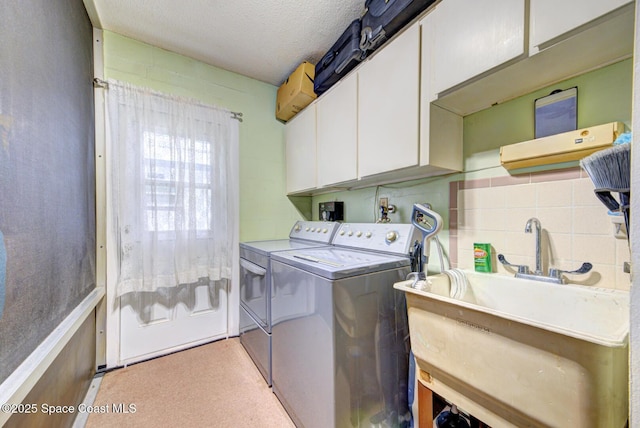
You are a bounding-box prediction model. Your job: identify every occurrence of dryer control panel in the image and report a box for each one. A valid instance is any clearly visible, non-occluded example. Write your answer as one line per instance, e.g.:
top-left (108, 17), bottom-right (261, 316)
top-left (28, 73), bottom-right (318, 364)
top-left (332, 223), bottom-right (421, 255)
top-left (289, 221), bottom-right (339, 243)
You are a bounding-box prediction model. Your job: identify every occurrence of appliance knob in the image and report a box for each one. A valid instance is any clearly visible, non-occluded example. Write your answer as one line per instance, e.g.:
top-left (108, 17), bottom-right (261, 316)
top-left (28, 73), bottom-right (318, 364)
top-left (339, 230), bottom-right (345, 236)
top-left (365, 231), bottom-right (372, 238)
top-left (322, 228), bottom-right (328, 233)
top-left (385, 231), bottom-right (398, 243)
top-left (305, 227), bottom-right (310, 232)
top-left (310, 227), bottom-right (316, 232)
top-left (316, 229), bottom-right (321, 233)
top-left (356, 231), bottom-right (363, 237)
top-left (294, 225), bottom-right (301, 232)
top-left (348, 231), bottom-right (353, 237)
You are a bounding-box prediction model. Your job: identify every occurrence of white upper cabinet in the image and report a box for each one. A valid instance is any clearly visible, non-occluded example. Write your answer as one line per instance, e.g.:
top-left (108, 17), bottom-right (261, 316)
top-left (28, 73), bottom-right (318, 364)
top-left (316, 72), bottom-right (358, 188)
top-left (432, 0), bottom-right (633, 115)
top-left (422, 0), bottom-right (526, 100)
top-left (284, 0), bottom-right (633, 194)
top-left (285, 105), bottom-right (316, 194)
top-left (358, 23), bottom-right (420, 179)
top-left (530, 0), bottom-right (631, 53)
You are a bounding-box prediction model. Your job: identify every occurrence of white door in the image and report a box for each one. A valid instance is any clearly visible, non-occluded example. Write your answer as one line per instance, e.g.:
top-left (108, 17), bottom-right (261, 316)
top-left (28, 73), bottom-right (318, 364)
top-left (316, 72), bottom-right (358, 188)
top-left (529, 0), bottom-right (631, 53)
top-left (119, 281), bottom-right (229, 364)
top-left (102, 117), bottom-right (238, 369)
top-left (422, 0), bottom-right (526, 98)
top-left (358, 22), bottom-right (421, 178)
top-left (285, 105), bottom-right (317, 194)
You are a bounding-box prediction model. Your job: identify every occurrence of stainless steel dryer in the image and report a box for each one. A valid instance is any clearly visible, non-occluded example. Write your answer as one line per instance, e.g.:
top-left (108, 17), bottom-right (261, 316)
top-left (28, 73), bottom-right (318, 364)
top-left (270, 223), bottom-right (421, 428)
top-left (239, 221), bottom-right (339, 386)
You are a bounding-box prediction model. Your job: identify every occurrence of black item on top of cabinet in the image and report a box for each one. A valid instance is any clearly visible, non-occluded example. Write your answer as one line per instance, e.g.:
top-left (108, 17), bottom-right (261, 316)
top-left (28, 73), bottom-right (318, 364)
top-left (360, 0), bottom-right (436, 53)
top-left (314, 19), bottom-right (366, 96)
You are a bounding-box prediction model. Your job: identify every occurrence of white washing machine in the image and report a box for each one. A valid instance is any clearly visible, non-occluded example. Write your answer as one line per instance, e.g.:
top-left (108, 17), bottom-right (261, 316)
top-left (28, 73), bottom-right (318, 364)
top-left (239, 221), bottom-right (339, 386)
top-left (270, 222), bottom-right (421, 428)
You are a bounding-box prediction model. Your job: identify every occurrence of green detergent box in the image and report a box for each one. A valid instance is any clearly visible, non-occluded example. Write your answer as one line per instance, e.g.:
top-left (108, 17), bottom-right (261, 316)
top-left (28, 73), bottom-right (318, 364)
top-left (474, 243), bottom-right (492, 272)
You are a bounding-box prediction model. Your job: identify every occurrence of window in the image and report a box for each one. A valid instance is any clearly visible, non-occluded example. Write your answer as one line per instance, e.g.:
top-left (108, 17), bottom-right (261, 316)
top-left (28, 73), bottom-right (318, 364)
top-left (107, 79), bottom-right (238, 295)
top-left (143, 131), bottom-right (212, 235)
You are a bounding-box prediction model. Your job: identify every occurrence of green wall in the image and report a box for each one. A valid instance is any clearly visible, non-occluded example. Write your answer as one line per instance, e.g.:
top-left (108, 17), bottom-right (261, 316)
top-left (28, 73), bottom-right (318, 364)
top-left (102, 31), bottom-right (302, 241)
top-left (464, 58), bottom-right (632, 172)
top-left (313, 58), bottom-right (633, 223)
top-left (101, 31), bottom-right (632, 241)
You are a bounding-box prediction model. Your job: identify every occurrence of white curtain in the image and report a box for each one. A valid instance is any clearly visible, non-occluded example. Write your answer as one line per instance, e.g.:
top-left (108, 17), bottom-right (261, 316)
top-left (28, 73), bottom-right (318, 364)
top-left (106, 79), bottom-right (238, 296)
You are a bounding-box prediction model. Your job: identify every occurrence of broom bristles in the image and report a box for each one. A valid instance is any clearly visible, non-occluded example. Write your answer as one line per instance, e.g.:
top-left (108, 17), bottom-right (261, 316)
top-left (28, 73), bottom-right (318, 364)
top-left (580, 144), bottom-right (631, 190)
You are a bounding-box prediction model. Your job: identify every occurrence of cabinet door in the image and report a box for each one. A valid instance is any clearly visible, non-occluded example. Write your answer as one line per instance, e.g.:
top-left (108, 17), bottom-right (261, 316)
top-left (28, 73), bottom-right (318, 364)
top-left (285, 106), bottom-right (316, 194)
top-left (316, 73), bottom-right (358, 187)
top-left (358, 23), bottom-right (420, 179)
top-left (530, 0), bottom-right (631, 53)
top-left (422, 0), bottom-right (526, 99)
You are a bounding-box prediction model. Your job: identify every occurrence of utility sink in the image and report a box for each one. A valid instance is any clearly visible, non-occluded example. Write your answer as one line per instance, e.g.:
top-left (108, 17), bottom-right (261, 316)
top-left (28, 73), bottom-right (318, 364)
top-left (395, 271), bottom-right (629, 427)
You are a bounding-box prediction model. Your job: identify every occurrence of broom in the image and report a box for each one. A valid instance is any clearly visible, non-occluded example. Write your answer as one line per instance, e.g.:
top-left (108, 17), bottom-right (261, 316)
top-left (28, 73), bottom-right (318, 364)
top-left (579, 143), bottom-right (631, 237)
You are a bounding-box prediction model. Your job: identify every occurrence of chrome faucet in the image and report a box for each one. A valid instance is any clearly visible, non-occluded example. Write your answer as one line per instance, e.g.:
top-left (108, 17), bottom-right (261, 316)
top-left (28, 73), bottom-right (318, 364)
top-left (525, 218), bottom-right (542, 275)
top-left (497, 218), bottom-right (593, 284)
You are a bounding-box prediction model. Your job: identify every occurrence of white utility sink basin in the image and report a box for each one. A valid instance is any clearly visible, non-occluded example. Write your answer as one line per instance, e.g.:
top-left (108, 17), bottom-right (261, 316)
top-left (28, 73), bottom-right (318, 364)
top-left (395, 270), bottom-right (629, 427)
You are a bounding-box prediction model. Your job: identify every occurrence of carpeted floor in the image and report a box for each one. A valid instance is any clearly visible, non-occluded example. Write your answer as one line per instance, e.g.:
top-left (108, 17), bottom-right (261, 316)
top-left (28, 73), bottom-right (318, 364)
top-left (84, 338), bottom-right (294, 428)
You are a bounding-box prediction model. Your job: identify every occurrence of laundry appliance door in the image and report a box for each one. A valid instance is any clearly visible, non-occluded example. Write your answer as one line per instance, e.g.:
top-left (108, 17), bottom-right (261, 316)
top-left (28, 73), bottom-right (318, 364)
top-left (240, 257), bottom-right (269, 329)
top-left (240, 305), bottom-right (271, 385)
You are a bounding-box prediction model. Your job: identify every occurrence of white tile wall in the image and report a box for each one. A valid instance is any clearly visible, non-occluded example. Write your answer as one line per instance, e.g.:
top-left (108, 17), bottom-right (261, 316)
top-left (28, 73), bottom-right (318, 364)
top-left (452, 171), bottom-right (630, 290)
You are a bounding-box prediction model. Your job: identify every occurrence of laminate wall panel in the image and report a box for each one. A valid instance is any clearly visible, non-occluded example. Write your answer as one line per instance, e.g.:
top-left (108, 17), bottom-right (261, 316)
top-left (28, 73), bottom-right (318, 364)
top-left (0, 0), bottom-right (95, 383)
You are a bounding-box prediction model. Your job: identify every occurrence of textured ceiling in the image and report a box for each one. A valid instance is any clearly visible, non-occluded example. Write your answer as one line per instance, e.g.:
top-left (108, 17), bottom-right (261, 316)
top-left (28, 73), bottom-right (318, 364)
top-left (84, 0), bottom-right (365, 86)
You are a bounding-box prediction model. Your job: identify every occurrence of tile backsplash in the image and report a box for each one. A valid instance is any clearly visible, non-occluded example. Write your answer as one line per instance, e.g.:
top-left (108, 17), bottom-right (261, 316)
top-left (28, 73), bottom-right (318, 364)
top-left (450, 167), bottom-right (630, 291)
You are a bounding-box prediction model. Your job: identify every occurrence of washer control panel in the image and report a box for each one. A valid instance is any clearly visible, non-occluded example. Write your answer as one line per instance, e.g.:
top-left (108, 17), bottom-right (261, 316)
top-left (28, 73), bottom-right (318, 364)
top-left (332, 223), bottom-right (421, 255)
top-left (289, 221), bottom-right (339, 243)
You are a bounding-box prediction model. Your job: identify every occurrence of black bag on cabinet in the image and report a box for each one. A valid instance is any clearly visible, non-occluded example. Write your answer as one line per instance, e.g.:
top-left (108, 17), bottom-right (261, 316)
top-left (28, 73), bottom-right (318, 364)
top-left (360, 0), bottom-right (436, 53)
top-left (314, 19), bottom-right (366, 96)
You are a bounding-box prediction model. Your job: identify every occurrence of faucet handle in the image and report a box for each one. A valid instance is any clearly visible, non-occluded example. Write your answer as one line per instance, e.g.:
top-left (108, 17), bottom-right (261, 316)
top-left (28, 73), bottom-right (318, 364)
top-left (549, 263), bottom-right (593, 282)
top-left (497, 254), bottom-right (530, 274)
